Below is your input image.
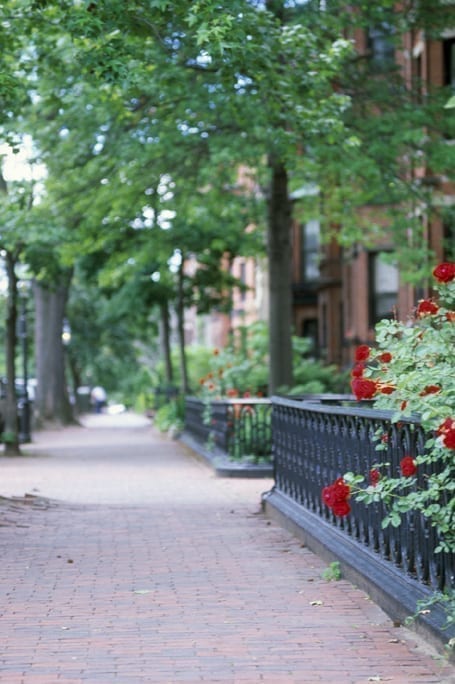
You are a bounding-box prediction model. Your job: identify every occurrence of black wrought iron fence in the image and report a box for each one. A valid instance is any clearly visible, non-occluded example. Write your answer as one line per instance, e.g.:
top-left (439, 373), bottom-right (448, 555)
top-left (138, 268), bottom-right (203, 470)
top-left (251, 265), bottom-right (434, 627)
top-left (184, 397), bottom-right (272, 463)
top-left (184, 397), bottom-right (230, 452)
top-left (271, 396), bottom-right (453, 593)
top-left (226, 399), bottom-right (272, 461)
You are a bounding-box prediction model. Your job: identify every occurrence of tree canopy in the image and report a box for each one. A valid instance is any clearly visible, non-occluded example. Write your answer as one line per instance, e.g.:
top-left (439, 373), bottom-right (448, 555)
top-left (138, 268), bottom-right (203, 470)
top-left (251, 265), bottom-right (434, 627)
top-left (0, 0), bottom-right (453, 413)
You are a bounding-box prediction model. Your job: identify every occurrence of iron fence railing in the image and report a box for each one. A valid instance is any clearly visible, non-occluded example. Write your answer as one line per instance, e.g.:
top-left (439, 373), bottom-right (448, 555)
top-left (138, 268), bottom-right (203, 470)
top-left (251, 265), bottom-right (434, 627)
top-left (226, 399), bottom-right (272, 461)
top-left (184, 397), bottom-right (272, 463)
top-left (271, 396), bottom-right (454, 593)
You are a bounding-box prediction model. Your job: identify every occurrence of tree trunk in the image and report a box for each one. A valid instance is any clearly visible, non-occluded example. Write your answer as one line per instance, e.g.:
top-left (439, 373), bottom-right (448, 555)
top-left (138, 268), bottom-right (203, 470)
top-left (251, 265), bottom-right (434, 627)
top-left (176, 261), bottom-right (189, 394)
top-left (159, 301), bottom-right (173, 385)
top-left (33, 277), bottom-right (74, 426)
top-left (267, 157), bottom-right (294, 394)
top-left (66, 349), bottom-right (82, 406)
top-left (3, 251), bottom-right (20, 455)
top-left (265, 0), bottom-right (294, 395)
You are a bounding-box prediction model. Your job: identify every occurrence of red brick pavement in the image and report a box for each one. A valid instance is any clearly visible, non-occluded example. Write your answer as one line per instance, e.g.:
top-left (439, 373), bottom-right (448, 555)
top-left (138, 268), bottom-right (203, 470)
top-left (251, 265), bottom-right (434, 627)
top-left (0, 415), bottom-right (453, 684)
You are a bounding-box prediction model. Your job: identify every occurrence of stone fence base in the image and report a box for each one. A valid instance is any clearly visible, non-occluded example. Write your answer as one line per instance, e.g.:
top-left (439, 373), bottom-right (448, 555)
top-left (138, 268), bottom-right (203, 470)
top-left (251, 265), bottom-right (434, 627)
top-left (179, 431), bottom-right (273, 479)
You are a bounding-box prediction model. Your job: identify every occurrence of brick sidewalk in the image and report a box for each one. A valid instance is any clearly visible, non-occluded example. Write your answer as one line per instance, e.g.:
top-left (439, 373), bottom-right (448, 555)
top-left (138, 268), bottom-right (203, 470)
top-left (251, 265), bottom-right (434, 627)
top-left (0, 416), bottom-right (453, 683)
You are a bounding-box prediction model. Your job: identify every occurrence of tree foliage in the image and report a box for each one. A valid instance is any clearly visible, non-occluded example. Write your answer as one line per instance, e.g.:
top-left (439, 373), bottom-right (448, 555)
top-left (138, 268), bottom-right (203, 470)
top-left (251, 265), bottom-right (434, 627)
top-left (0, 0), bottom-right (453, 410)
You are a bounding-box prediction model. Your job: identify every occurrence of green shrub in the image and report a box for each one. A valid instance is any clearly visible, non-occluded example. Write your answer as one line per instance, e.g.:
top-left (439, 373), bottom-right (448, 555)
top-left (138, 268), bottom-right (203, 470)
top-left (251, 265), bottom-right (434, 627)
top-left (193, 321), bottom-right (348, 398)
top-left (153, 397), bottom-right (185, 434)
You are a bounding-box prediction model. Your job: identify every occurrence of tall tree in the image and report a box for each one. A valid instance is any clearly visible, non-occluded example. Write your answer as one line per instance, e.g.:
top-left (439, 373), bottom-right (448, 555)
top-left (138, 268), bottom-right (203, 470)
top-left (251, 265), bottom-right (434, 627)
top-left (33, 275), bottom-right (73, 425)
top-left (183, 0), bottom-right (353, 390)
top-left (0, 169), bottom-right (35, 453)
top-left (6, 0), bottom-right (452, 402)
top-left (3, 249), bottom-right (21, 454)
top-left (70, 0), bottom-right (352, 392)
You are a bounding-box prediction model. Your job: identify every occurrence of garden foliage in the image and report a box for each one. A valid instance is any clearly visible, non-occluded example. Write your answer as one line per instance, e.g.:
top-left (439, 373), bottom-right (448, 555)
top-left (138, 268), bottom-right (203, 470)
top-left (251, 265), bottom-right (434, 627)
top-left (196, 322), bottom-right (348, 399)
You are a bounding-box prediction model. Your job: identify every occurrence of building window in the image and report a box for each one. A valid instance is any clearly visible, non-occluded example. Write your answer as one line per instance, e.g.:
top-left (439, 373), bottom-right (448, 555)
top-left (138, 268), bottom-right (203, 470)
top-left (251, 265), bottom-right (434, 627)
top-left (444, 223), bottom-right (455, 262)
top-left (369, 254), bottom-right (399, 326)
top-left (301, 318), bottom-right (319, 356)
top-left (321, 302), bottom-right (327, 353)
top-left (300, 219), bottom-right (320, 281)
top-left (367, 24), bottom-right (395, 70)
top-left (412, 54), bottom-right (423, 103)
top-left (239, 261), bottom-right (246, 302)
top-left (443, 37), bottom-right (455, 89)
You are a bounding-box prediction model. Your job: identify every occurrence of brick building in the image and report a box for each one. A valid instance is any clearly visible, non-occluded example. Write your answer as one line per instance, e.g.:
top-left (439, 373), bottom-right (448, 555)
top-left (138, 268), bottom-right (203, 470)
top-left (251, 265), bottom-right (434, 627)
top-left (291, 25), bottom-right (454, 369)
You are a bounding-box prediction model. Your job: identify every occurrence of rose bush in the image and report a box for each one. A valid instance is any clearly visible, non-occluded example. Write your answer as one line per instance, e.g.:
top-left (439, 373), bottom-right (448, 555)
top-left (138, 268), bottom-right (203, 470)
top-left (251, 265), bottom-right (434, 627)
top-left (341, 263), bottom-right (454, 547)
top-left (322, 262), bottom-right (454, 623)
top-left (322, 261), bottom-right (454, 629)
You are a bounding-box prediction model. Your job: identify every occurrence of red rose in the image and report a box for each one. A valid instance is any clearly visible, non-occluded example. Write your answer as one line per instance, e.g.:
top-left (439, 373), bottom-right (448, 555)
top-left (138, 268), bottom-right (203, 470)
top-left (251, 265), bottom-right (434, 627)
top-left (400, 455), bottom-right (417, 477)
top-left (331, 477), bottom-right (350, 502)
top-left (416, 299), bottom-right (439, 317)
top-left (351, 363), bottom-right (365, 378)
top-left (437, 418), bottom-right (454, 436)
top-left (354, 345), bottom-right (370, 362)
top-left (332, 500), bottom-right (351, 517)
top-left (322, 485), bottom-right (336, 508)
top-left (401, 401), bottom-right (408, 411)
top-left (351, 377), bottom-right (377, 400)
top-left (369, 469), bottom-right (381, 486)
top-left (322, 477), bottom-right (351, 516)
top-left (433, 262), bottom-right (455, 283)
top-left (378, 352), bottom-right (392, 363)
top-left (419, 385), bottom-right (441, 396)
top-left (379, 385), bottom-right (395, 395)
top-left (437, 419), bottom-right (455, 449)
top-left (443, 429), bottom-right (455, 449)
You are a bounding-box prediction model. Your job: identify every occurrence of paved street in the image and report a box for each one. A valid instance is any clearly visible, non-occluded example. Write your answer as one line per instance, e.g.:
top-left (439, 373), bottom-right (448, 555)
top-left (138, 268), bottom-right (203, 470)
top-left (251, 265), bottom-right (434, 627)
top-left (0, 414), bottom-right (453, 683)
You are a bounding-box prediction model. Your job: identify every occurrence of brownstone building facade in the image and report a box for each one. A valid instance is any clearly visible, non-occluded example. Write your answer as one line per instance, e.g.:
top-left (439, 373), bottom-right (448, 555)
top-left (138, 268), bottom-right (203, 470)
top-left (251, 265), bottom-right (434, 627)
top-left (291, 26), bottom-right (454, 369)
